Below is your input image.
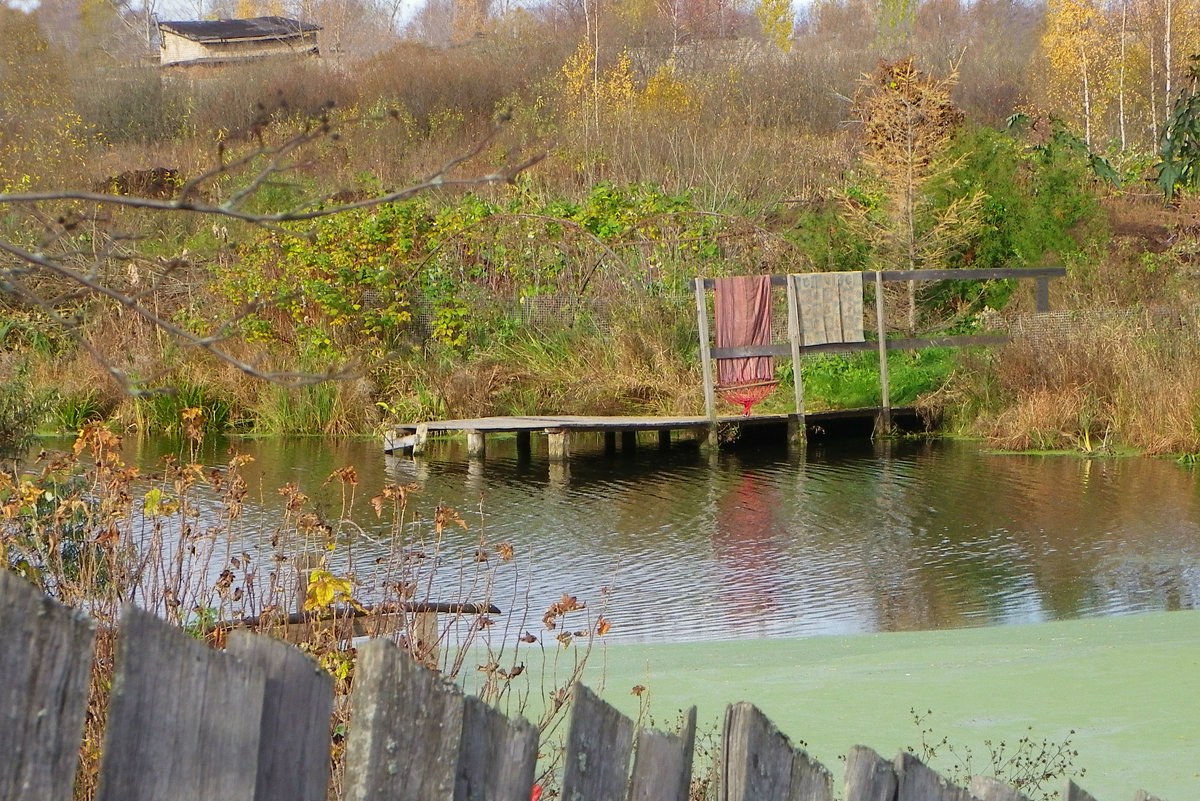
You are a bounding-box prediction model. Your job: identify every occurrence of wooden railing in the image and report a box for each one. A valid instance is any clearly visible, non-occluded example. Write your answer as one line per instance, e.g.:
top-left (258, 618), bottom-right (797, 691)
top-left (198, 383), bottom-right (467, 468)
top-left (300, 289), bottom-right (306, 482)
top-left (695, 268), bottom-right (1067, 433)
top-left (1, 570), bottom-right (1163, 801)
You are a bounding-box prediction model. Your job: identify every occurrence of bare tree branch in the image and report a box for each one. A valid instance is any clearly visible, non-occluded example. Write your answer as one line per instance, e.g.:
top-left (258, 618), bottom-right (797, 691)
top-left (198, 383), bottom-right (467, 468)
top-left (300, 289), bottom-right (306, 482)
top-left (0, 111), bottom-right (546, 396)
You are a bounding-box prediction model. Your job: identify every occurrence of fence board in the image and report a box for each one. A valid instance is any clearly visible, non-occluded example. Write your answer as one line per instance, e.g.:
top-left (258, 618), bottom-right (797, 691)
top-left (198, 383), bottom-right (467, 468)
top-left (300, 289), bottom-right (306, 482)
top-left (561, 682), bottom-right (635, 801)
top-left (893, 752), bottom-right (973, 801)
top-left (628, 705), bottom-right (697, 801)
top-left (1064, 780), bottom-right (1099, 801)
top-left (843, 746), bottom-right (897, 801)
top-left (0, 572), bottom-right (96, 801)
top-left (721, 702), bottom-right (832, 801)
top-left (343, 637), bottom-right (465, 801)
top-left (969, 775), bottom-right (1031, 801)
top-left (226, 630), bottom-right (334, 801)
top-left (96, 605), bottom-right (266, 801)
top-left (455, 695), bottom-right (539, 801)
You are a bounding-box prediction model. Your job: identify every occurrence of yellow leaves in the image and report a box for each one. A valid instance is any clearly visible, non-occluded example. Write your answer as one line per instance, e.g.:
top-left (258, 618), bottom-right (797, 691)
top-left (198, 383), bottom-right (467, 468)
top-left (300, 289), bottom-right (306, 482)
top-left (641, 66), bottom-right (701, 120)
top-left (755, 0), bottom-right (795, 53)
top-left (304, 569), bottom-right (356, 611)
top-left (600, 50), bottom-right (636, 110)
top-left (560, 40), bottom-right (595, 103)
top-left (142, 488), bottom-right (179, 517)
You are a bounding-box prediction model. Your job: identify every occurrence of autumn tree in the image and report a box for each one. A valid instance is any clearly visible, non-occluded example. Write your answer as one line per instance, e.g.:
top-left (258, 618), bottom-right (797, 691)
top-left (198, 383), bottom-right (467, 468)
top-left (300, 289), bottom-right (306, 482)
top-left (847, 56), bottom-right (983, 335)
top-left (755, 0), bottom-right (793, 53)
top-left (1037, 0), bottom-right (1115, 147)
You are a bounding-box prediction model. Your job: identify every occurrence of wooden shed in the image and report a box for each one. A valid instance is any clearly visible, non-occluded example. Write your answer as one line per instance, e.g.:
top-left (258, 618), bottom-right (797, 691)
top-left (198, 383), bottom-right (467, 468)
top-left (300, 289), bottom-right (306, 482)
top-left (158, 16), bottom-right (322, 67)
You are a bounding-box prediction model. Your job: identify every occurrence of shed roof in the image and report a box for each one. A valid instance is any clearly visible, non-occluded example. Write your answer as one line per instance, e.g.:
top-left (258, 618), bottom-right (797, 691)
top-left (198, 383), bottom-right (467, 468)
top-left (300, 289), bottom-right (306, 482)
top-left (158, 16), bottom-right (322, 42)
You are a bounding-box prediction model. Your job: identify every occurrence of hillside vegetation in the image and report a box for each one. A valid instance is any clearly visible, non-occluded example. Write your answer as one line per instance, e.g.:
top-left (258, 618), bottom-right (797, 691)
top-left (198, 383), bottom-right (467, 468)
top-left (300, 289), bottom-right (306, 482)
top-left (2, 0), bottom-right (1200, 454)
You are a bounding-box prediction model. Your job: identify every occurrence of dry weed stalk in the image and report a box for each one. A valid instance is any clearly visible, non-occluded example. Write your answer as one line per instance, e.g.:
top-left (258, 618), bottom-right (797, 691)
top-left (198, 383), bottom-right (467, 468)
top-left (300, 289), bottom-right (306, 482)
top-left (1, 419), bottom-right (601, 800)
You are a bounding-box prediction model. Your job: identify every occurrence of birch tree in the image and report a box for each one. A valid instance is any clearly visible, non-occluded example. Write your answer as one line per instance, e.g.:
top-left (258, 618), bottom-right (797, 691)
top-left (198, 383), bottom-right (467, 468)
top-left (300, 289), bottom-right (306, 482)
top-left (1039, 0), bottom-right (1114, 147)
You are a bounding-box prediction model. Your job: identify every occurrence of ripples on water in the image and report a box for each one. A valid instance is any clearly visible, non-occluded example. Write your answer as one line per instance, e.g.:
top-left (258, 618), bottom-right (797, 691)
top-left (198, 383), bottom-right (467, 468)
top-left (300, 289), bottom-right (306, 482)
top-left (112, 433), bottom-right (1200, 645)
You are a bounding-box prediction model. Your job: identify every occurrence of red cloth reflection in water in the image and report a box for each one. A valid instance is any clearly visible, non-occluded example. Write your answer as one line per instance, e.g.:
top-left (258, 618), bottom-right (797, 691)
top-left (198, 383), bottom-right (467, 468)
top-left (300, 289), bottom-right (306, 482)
top-left (713, 473), bottom-right (783, 631)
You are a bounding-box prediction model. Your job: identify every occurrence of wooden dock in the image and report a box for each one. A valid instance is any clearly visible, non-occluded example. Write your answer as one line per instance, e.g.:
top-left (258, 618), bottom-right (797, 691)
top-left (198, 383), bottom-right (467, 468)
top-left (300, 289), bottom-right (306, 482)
top-left (383, 407), bottom-right (923, 460)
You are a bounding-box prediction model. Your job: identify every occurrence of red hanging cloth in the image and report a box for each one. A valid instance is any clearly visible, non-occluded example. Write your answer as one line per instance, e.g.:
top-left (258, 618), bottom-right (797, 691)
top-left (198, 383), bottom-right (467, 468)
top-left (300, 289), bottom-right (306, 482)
top-left (714, 276), bottom-right (776, 415)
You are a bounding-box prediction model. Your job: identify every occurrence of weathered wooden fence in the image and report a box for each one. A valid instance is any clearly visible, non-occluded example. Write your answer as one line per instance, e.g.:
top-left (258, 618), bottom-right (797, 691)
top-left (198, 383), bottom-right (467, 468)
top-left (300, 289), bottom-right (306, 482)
top-left (0, 571), bottom-right (1168, 801)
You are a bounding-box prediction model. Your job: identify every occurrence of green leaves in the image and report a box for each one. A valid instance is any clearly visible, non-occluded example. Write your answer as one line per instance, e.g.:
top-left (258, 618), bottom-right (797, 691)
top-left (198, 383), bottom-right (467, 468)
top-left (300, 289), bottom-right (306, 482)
top-left (1156, 61), bottom-right (1200, 200)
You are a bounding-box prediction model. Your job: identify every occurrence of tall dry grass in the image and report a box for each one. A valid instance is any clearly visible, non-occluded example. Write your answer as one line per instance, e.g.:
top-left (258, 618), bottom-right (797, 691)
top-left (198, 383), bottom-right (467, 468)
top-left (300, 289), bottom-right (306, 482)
top-left (948, 320), bottom-right (1200, 454)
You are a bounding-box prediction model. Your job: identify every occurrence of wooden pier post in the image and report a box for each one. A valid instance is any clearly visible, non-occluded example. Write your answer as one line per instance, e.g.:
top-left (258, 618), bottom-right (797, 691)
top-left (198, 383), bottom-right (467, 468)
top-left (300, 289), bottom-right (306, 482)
top-left (873, 271), bottom-right (892, 436)
top-left (622, 431), bottom-right (637, 453)
top-left (516, 430), bottom-right (531, 460)
top-left (547, 429), bottom-right (570, 462)
top-left (695, 278), bottom-right (717, 423)
top-left (786, 273), bottom-right (806, 444)
top-left (605, 432), bottom-right (617, 455)
top-left (466, 429), bottom-right (486, 459)
top-left (412, 423), bottom-right (429, 456)
top-left (658, 429), bottom-right (672, 449)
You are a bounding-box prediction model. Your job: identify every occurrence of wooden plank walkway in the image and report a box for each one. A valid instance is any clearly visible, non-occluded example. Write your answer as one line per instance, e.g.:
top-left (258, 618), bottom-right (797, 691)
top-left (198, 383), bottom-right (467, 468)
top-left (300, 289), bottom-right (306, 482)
top-left (384, 407), bottom-right (922, 458)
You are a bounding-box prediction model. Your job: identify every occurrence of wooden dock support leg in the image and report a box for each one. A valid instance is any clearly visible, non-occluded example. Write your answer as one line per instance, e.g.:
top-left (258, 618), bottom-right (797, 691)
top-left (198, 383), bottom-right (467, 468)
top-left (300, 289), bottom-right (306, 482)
top-left (622, 431), bottom-right (637, 453)
top-left (605, 431), bottom-right (617, 455)
top-left (658, 429), bottom-right (671, 449)
top-left (412, 423), bottom-right (429, 456)
top-left (547, 429), bottom-right (570, 462)
top-left (703, 425), bottom-right (720, 451)
top-left (873, 270), bottom-right (892, 437)
top-left (788, 415), bottom-right (806, 454)
top-left (516, 430), bottom-right (531, 460)
top-left (466, 429), bottom-right (486, 460)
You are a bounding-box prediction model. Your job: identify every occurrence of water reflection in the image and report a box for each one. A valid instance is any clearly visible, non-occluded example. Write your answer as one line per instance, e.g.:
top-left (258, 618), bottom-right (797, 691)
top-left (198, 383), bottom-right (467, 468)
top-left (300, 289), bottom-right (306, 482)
top-left (82, 433), bottom-right (1200, 644)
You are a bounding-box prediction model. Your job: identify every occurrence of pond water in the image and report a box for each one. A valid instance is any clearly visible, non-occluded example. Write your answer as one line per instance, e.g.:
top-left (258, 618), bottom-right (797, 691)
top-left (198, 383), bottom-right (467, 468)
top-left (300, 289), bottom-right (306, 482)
top-left (90, 432), bottom-right (1200, 645)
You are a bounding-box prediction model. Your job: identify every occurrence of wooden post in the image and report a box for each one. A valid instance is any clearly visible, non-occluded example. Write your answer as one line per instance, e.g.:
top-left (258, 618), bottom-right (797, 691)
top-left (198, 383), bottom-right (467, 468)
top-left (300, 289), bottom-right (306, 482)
top-left (605, 431), bottom-right (617, 455)
top-left (622, 431), bottom-right (637, 453)
top-left (893, 752), bottom-right (973, 801)
top-left (1036, 276), bottom-right (1050, 312)
top-left (516, 430), bottom-right (531, 460)
top-left (547, 429), bottom-right (570, 462)
top-left (721, 702), bottom-right (832, 801)
top-left (658, 429), bottom-right (672, 449)
top-left (628, 706), bottom-right (697, 801)
top-left (0, 572), bottom-right (96, 801)
top-left (969, 775), bottom-right (1031, 801)
top-left (786, 274), bottom-right (806, 445)
top-left (412, 423), bottom-right (430, 456)
top-left (466, 429), bottom-right (486, 459)
top-left (409, 609), bottom-right (441, 668)
top-left (843, 745), bottom-right (897, 801)
top-left (874, 270), bottom-right (891, 436)
top-left (456, 696), bottom-right (539, 801)
top-left (562, 683), bottom-right (635, 801)
top-left (96, 606), bottom-right (266, 801)
top-left (1063, 780), bottom-right (1099, 801)
top-left (343, 638), bottom-right (465, 801)
top-left (695, 277), bottom-right (717, 422)
top-left (226, 631), bottom-right (334, 801)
